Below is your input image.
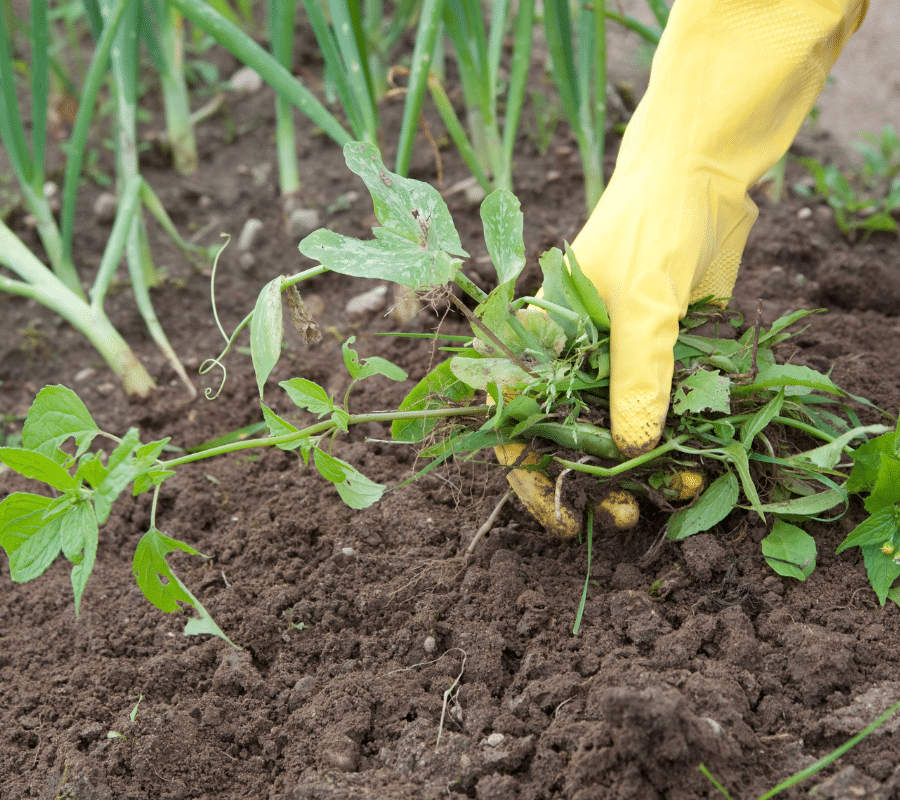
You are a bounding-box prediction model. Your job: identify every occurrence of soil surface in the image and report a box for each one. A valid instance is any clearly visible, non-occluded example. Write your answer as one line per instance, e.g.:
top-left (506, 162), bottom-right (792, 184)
top-left (2, 23), bottom-right (900, 800)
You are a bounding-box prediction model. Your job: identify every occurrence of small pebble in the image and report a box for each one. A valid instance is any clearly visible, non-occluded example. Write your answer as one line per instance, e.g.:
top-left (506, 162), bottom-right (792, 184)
top-left (423, 636), bottom-right (437, 654)
top-left (287, 208), bottom-right (321, 239)
top-left (237, 218), bottom-right (265, 252)
top-left (345, 285), bottom-right (387, 318)
top-left (797, 207), bottom-right (812, 219)
top-left (93, 192), bottom-right (118, 224)
top-left (229, 66), bottom-right (264, 94)
top-left (485, 733), bottom-right (505, 747)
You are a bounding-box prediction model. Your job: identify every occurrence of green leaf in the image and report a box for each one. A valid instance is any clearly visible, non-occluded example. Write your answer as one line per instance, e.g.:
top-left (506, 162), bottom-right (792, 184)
top-left (762, 520), bottom-right (816, 581)
top-left (260, 403), bottom-right (306, 451)
top-left (751, 489), bottom-right (846, 518)
top-left (865, 454), bottom-right (900, 513)
top-left (791, 424), bottom-right (892, 471)
top-left (672, 370), bottom-right (732, 416)
top-left (723, 441), bottom-right (766, 522)
top-left (58, 501), bottom-right (98, 615)
top-left (480, 190), bottom-right (525, 285)
top-left (537, 247), bottom-right (588, 338)
top-left (393, 360), bottom-right (476, 443)
top-left (735, 362), bottom-right (842, 397)
top-left (861, 544), bottom-right (900, 606)
top-left (92, 428), bottom-right (142, 524)
top-left (280, 378), bottom-right (335, 417)
top-left (667, 471), bottom-right (739, 540)
top-left (312, 449), bottom-right (385, 509)
top-left (22, 385), bottom-right (100, 463)
top-left (133, 469), bottom-right (176, 496)
top-left (0, 493), bottom-right (54, 577)
top-left (132, 527), bottom-right (236, 646)
top-left (565, 242), bottom-right (610, 331)
top-left (0, 495), bottom-right (96, 588)
top-left (342, 141), bottom-right (467, 258)
top-left (299, 228), bottom-right (459, 289)
top-left (847, 432), bottom-right (897, 493)
top-left (250, 277), bottom-right (284, 399)
top-left (342, 337), bottom-right (409, 381)
top-left (0, 447), bottom-right (76, 492)
top-left (741, 389), bottom-right (785, 448)
top-left (449, 356), bottom-right (530, 392)
top-left (836, 506), bottom-right (899, 554)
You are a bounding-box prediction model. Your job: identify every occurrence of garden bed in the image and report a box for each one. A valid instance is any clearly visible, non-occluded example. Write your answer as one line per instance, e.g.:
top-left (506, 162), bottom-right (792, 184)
top-left (2, 38), bottom-right (900, 800)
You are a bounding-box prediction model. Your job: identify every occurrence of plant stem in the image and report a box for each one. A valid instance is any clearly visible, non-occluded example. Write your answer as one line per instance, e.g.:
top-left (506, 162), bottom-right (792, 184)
top-left (162, 404), bottom-right (493, 469)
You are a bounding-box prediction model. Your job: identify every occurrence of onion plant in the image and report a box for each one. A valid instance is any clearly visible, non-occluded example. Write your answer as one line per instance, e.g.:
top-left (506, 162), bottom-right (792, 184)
top-left (432, 0), bottom-right (535, 193)
top-left (543, 0), bottom-right (668, 211)
top-left (1, 0), bottom-right (209, 398)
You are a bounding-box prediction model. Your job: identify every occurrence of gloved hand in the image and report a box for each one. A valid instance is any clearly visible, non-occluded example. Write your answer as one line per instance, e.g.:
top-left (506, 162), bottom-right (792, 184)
top-left (571, 0), bottom-right (868, 458)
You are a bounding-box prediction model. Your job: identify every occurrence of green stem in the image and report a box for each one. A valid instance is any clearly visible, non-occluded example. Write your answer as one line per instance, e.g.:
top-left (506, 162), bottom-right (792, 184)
top-left (395, 0), bottom-right (444, 176)
top-left (163, 404), bottom-right (492, 468)
top-left (269, 0), bottom-right (300, 194)
top-left (170, 0), bottom-right (353, 146)
top-left (0, 220), bottom-right (155, 398)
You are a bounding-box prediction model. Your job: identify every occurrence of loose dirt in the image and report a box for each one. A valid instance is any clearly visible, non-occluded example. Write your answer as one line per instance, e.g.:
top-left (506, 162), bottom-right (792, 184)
top-left (2, 30), bottom-right (899, 800)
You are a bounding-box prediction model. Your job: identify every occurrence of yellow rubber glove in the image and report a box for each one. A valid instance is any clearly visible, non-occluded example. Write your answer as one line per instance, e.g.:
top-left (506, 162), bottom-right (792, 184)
top-left (571, 0), bottom-right (868, 458)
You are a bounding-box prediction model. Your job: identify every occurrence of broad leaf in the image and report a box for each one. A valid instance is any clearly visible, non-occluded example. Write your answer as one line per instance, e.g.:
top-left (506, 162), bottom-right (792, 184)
top-left (250, 277), bottom-right (284, 399)
top-left (751, 489), bottom-right (846, 518)
top-left (260, 403), bottom-right (306, 452)
top-left (133, 527), bottom-right (236, 646)
top-left (565, 243), bottom-right (610, 331)
top-left (667, 472), bottom-right (739, 540)
top-left (22, 385), bottom-right (100, 463)
top-left (312, 449), bottom-right (385, 509)
top-left (0, 493), bottom-right (54, 576)
top-left (836, 506), bottom-right (898, 554)
top-left (762, 520), bottom-right (816, 580)
top-left (0, 447), bottom-right (76, 492)
top-left (280, 378), bottom-right (335, 417)
top-left (861, 544), bottom-right (900, 606)
top-left (790, 424), bottom-right (892, 471)
top-left (299, 228), bottom-right (459, 289)
top-left (673, 370), bottom-right (732, 416)
top-left (847, 432), bottom-right (897, 493)
top-left (342, 142), bottom-right (467, 258)
top-left (58, 501), bottom-right (98, 614)
top-left (480, 190), bottom-right (525, 285)
top-left (735, 362), bottom-right (842, 397)
top-left (92, 428), bottom-right (143, 524)
top-left (449, 356), bottom-right (530, 392)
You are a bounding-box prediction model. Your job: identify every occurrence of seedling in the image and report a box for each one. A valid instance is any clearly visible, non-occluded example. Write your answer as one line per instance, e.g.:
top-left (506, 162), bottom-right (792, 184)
top-left (1, 143), bottom-right (895, 646)
top-left (794, 125), bottom-right (900, 240)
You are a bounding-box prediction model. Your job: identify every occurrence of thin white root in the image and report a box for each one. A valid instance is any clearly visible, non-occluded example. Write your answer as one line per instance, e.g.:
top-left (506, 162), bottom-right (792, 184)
top-left (436, 650), bottom-right (468, 751)
top-left (466, 490), bottom-right (513, 555)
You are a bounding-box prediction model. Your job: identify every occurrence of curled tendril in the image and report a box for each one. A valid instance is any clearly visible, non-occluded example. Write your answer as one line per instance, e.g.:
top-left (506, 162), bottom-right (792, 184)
top-left (210, 234), bottom-right (231, 345)
top-left (199, 357), bottom-right (227, 400)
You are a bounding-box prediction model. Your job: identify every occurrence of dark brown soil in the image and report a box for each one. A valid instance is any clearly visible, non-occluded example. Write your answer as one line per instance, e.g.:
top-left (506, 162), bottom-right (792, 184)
top-left (2, 33), bottom-right (900, 800)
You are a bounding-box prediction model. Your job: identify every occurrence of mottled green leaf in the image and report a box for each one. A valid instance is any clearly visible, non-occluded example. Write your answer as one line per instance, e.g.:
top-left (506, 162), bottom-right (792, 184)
top-left (480, 190), bottom-right (525, 285)
top-left (673, 370), bottom-right (732, 416)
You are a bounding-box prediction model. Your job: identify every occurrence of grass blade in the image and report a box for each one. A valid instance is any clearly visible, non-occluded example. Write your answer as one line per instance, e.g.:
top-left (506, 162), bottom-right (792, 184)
top-left (170, 0), bottom-right (353, 146)
top-left (395, 0), bottom-right (444, 176)
top-left (269, 0), bottom-right (301, 193)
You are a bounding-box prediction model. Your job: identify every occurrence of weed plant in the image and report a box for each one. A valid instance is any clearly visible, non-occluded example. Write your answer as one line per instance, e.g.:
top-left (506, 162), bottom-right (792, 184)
top-left (2, 142), bottom-right (897, 648)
